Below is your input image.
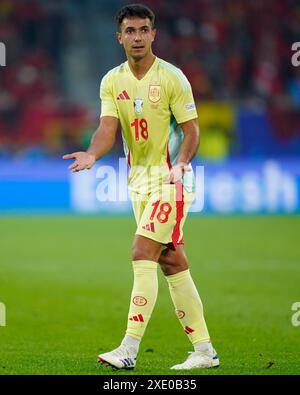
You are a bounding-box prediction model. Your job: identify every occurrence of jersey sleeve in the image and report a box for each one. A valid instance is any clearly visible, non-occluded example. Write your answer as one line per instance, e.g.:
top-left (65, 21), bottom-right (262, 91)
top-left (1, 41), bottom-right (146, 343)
top-left (169, 70), bottom-right (198, 124)
top-left (99, 73), bottom-right (119, 119)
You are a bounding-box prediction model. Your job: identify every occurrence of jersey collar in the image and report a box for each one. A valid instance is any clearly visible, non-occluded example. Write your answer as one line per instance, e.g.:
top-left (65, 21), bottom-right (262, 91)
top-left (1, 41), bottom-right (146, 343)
top-left (125, 56), bottom-right (159, 82)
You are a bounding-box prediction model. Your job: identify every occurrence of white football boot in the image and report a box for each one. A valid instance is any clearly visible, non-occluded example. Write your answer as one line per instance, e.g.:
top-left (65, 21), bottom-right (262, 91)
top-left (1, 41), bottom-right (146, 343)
top-left (97, 345), bottom-right (137, 370)
top-left (171, 349), bottom-right (220, 370)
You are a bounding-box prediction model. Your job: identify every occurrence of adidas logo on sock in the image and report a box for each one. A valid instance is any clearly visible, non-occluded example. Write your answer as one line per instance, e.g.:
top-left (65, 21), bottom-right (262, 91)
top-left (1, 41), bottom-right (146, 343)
top-left (184, 326), bottom-right (195, 334)
top-left (129, 314), bottom-right (144, 322)
top-left (117, 90), bottom-right (130, 100)
top-left (142, 222), bottom-right (155, 232)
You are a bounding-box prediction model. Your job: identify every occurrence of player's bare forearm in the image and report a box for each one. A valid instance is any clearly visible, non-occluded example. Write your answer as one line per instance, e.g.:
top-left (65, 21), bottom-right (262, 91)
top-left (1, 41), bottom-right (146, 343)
top-left (63, 116), bottom-right (118, 172)
top-left (86, 116), bottom-right (119, 160)
top-left (177, 118), bottom-right (199, 165)
top-left (164, 118), bottom-right (199, 184)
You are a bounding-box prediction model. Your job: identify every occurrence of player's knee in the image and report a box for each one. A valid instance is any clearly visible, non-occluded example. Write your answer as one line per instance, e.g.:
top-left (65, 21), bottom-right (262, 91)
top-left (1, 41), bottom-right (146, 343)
top-left (132, 235), bottom-right (163, 262)
top-left (132, 243), bottom-right (157, 262)
top-left (159, 254), bottom-right (188, 276)
top-left (159, 261), bottom-right (170, 276)
top-left (159, 262), bottom-right (188, 276)
top-left (132, 245), bottom-right (145, 261)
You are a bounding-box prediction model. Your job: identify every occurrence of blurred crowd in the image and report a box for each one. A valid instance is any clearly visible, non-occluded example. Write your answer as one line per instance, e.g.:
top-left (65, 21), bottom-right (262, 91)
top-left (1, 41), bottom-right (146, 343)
top-left (0, 0), bottom-right (92, 158)
top-left (152, 0), bottom-right (300, 106)
top-left (0, 0), bottom-right (300, 159)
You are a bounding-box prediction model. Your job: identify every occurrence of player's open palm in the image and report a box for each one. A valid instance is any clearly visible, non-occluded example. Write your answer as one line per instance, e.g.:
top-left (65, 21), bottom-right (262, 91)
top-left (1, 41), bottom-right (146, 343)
top-left (62, 152), bottom-right (96, 172)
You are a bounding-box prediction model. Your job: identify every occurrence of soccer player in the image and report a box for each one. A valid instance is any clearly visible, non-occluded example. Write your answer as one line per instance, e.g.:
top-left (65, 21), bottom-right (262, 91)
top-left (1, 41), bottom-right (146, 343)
top-left (63, 4), bottom-right (219, 370)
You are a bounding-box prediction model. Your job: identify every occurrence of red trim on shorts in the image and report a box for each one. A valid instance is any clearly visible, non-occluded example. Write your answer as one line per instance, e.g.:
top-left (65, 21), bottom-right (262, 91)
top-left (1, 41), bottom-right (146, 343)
top-left (127, 150), bottom-right (131, 167)
top-left (127, 150), bottom-right (131, 178)
top-left (166, 146), bottom-right (172, 170)
top-left (168, 181), bottom-right (184, 251)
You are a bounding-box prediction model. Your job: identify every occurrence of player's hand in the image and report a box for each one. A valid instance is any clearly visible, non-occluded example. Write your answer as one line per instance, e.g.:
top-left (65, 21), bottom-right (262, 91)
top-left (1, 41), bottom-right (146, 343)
top-left (163, 162), bottom-right (191, 184)
top-left (62, 152), bottom-right (96, 172)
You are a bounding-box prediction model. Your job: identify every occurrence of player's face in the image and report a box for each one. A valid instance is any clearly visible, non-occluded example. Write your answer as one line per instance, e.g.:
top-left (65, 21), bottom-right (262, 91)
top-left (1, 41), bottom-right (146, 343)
top-left (117, 17), bottom-right (156, 61)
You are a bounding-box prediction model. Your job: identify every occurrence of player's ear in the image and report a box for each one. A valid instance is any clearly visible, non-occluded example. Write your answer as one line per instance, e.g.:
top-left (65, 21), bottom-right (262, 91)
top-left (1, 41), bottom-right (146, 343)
top-left (116, 31), bottom-right (122, 44)
top-left (151, 28), bottom-right (157, 42)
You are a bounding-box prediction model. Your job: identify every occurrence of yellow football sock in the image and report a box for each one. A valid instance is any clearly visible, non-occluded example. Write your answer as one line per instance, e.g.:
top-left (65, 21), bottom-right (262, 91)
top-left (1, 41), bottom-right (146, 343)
top-left (166, 269), bottom-right (210, 345)
top-left (125, 260), bottom-right (158, 340)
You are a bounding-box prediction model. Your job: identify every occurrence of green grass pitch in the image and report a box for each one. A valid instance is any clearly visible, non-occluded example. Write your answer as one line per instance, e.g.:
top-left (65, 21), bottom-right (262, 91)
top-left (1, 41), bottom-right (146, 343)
top-left (0, 215), bottom-right (299, 375)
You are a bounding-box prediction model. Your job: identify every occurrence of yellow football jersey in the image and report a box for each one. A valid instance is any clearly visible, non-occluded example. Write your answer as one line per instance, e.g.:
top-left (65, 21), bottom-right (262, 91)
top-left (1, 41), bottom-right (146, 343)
top-left (100, 56), bottom-right (198, 194)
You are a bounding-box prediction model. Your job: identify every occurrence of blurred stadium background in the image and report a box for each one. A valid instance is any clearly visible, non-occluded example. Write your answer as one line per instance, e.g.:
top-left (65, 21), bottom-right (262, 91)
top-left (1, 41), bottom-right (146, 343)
top-left (0, 0), bottom-right (300, 213)
top-left (0, 0), bottom-right (300, 375)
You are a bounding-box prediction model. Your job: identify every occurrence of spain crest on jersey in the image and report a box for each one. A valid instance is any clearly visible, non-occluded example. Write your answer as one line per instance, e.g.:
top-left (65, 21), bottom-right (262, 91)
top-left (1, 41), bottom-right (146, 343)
top-left (148, 85), bottom-right (161, 103)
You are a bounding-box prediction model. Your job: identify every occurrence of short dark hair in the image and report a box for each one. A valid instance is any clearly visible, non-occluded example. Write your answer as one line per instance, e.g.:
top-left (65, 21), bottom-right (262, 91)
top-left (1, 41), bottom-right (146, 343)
top-left (115, 4), bottom-right (155, 29)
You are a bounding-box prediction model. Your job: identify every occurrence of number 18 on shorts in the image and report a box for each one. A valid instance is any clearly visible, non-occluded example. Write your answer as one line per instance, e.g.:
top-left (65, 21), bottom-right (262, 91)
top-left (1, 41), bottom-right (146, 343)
top-left (130, 183), bottom-right (195, 250)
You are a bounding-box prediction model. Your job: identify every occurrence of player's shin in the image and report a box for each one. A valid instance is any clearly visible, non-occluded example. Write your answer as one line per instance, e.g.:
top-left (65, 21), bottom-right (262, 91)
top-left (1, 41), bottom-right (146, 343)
top-left (124, 260), bottom-right (158, 343)
top-left (165, 269), bottom-right (210, 345)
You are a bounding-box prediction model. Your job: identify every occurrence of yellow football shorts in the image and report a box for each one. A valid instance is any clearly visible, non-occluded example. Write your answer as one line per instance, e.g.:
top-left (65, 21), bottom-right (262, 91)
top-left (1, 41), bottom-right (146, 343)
top-left (130, 182), bottom-right (195, 250)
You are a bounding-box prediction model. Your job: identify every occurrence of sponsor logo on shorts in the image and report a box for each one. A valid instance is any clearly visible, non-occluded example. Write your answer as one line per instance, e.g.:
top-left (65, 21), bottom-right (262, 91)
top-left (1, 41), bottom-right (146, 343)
top-left (176, 310), bottom-right (185, 319)
top-left (133, 296), bottom-right (147, 306)
top-left (142, 222), bottom-right (155, 233)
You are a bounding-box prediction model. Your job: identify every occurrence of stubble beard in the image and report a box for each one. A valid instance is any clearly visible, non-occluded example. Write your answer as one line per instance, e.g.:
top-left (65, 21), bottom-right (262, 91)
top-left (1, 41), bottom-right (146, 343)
top-left (128, 45), bottom-right (150, 63)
